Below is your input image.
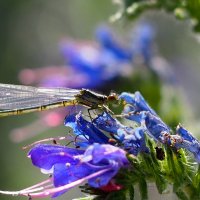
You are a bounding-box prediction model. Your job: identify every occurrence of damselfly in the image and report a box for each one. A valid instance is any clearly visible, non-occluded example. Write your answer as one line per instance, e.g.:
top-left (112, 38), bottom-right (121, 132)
top-left (0, 83), bottom-right (118, 117)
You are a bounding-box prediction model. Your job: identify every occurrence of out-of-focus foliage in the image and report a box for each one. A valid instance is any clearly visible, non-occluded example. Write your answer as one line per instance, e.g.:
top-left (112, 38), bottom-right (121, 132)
top-left (112, 0), bottom-right (200, 31)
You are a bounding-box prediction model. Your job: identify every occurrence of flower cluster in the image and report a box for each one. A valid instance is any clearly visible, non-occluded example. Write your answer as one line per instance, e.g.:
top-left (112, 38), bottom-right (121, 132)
top-left (18, 23), bottom-right (156, 90)
top-left (2, 90), bottom-right (200, 199)
top-left (58, 23), bottom-right (154, 89)
top-left (119, 92), bottom-right (200, 160)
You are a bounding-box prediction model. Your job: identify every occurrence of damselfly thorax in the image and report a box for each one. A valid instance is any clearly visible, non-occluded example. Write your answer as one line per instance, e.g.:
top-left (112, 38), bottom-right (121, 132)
top-left (0, 83), bottom-right (118, 117)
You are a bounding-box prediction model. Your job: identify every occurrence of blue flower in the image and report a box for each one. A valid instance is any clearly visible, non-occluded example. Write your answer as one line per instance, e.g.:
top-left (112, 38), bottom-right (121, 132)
top-left (27, 143), bottom-right (129, 198)
top-left (93, 111), bottom-right (149, 155)
top-left (64, 112), bottom-right (109, 147)
top-left (119, 91), bottom-right (157, 115)
top-left (93, 111), bottom-right (128, 141)
top-left (122, 127), bottom-right (149, 155)
top-left (176, 124), bottom-right (200, 162)
top-left (95, 25), bottom-right (132, 61)
top-left (60, 41), bottom-right (106, 88)
top-left (119, 91), bottom-right (157, 123)
top-left (132, 23), bottom-right (155, 64)
top-left (143, 111), bottom-right (171, 143)
top-left (176, 124), bottom-right (197, 143)
top-left (118, 92), bottom-right (172, 143)
top-left (60, 42), bottom-right (102, 73)
top-left (65, 111), bottom-right (149, 155)
top-left (119, 108), bottom-right (171, 145)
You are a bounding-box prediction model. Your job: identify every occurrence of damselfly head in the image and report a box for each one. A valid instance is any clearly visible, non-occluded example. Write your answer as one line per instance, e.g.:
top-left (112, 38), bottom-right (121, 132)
top-left (107, 92), bottom-right (118, 102)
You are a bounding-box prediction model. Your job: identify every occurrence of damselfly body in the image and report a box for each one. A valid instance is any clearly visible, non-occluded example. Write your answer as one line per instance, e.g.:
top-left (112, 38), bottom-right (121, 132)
top-left (0, 83), bottom-right (117, 117)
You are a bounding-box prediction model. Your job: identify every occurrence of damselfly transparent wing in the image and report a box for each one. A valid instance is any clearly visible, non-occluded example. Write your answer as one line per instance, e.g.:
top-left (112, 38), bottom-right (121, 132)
top-left (0, 83), bottom-right (80, 116)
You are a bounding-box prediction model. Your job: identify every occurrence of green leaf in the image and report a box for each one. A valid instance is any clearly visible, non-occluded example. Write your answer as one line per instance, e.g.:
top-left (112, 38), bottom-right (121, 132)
top-left (138, 177), bottom-right (148, 200)
top-left (129, 185), bottom-right (135, 200)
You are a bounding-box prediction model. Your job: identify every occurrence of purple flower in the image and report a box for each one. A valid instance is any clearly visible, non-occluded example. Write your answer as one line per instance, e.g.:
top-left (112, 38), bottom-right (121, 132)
top-left (64, 112), bottom-right (109, 147)
top-left (28, 144), bottom-right (84, 171)
top-left (24, 143), bottom-right (129, 198)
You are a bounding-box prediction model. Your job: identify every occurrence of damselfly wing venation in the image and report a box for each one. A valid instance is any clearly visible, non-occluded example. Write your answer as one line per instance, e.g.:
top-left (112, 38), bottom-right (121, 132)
top-left (0, 83), bottom-right (118, 117)
top-left (0, 83), bottom-right (80, 116)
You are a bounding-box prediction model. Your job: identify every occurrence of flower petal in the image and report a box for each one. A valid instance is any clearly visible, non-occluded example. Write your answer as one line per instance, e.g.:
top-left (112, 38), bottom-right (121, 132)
top-left (119, 91), bottom-right (157, 116)
top-left (65, 112), bottom-right (109, 146)
top-left (53, 163), bottom-right (93, 187)
top-left (28, 144), bottom-right (83, 170)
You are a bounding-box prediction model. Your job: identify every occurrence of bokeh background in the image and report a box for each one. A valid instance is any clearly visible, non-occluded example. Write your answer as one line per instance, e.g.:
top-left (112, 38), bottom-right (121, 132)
top-left (1, 1), bottom-right (200, 200)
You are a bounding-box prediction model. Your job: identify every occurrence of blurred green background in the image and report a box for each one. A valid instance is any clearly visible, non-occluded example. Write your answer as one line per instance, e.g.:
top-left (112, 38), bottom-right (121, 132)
top-left (1, 1), bottom-right (200, 200)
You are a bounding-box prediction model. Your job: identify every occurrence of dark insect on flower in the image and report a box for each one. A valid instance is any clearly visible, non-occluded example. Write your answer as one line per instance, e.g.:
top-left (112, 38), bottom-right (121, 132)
top-left (155, 147), bottom-right (165, 160)
top-left (75, 89), bottom-right (118, 119)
